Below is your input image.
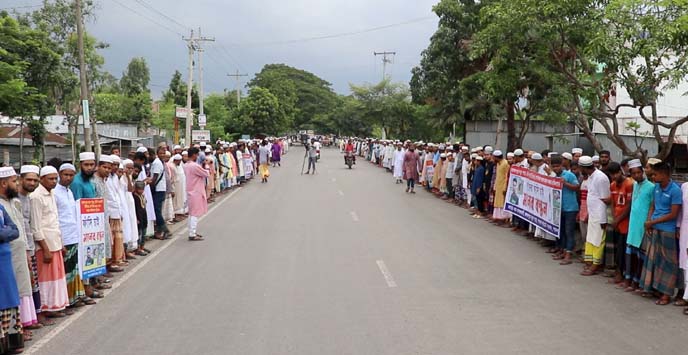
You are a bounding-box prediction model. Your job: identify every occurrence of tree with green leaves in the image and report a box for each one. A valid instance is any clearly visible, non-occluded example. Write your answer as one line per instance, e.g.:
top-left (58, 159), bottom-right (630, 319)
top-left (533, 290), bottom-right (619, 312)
top-left (120, 57), bottom-right (150, 97)
top-left (236, 87), bottom-right (286, 136)
top-left (249, 64), bottom-right (338, 131)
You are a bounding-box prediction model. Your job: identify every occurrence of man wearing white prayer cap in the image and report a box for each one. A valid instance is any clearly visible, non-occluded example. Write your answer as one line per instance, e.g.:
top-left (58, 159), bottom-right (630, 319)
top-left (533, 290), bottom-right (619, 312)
top-left (136, 146), bottom-right (148, 154)
top-left (0, 165), bottom-right (43, 334)
top-left (31, 164), bottom-right (71, 315)
top-left (492, 149), bottom-right (510, 224)
top-left (625, 158), bottom-right (653, 288)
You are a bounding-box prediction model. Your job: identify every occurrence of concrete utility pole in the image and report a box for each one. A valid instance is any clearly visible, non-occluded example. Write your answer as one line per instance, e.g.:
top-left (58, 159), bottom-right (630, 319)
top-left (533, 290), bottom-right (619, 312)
top-left (75, 0), bottom-right (91, 152)
top-left (373, 51), bottom-right (396, 81)
top-left (182, 28), bottom-right (214, 145)
top-left (227, 70), bottom-right (248, 107)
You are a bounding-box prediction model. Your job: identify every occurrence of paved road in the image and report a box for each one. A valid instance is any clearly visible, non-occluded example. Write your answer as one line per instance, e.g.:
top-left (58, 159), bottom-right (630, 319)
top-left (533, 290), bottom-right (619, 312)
top-left (31, 148), bottom-right (685, 355)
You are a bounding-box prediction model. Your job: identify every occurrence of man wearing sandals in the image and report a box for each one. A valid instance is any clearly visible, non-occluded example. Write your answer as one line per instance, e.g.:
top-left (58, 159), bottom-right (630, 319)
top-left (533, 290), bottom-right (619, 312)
top-left (184, 148), bottom-right (209, 241)
top-left (640, 162), bottom-right (681, 306)
top-left (30, 166), bottom-right (70, 319)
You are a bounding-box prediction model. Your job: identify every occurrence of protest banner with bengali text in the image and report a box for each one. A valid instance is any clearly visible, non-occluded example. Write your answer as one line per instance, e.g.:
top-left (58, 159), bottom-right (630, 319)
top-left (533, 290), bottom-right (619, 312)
top-left (504, 166), bottom-right (563, 237)
top-left (77, 198), bottom-right (107, 279)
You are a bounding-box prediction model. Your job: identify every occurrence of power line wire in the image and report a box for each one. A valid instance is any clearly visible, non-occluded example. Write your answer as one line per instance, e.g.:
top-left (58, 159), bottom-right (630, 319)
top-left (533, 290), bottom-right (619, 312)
top-left (130, 0), bottom-right (190, 31)
top-left (0, 4), bottom-right (43, 10)
top-left (111, 0), bottom-right (183, 37)
top-left (233, 16), bottom-right (435, 48)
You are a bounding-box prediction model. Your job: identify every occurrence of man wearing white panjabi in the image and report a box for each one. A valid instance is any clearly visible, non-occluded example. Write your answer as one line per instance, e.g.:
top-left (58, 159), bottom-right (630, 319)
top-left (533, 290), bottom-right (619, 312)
top-left (393, 143), bottom-right (405, 184)
top-left (120, 159), bottom-right (139, 256)
top-left (172, 154), bottom-right (187, 218)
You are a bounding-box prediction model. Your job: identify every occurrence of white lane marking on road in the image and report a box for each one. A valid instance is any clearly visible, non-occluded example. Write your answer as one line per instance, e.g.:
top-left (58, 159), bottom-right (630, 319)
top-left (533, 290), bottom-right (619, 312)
top-left (376, 260), bottom-right (398, 288)
top-left (337, 190), bottom-right (344, 196)
top-left (25, 188), bottom-right (242, 355)
top-left (350, 211), bottom-right (359, 222)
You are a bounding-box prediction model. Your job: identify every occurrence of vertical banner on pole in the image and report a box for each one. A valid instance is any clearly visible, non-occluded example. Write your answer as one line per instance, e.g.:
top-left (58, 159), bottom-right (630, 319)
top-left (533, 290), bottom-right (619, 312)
top-left (77, 198), bottom-right (107, 279)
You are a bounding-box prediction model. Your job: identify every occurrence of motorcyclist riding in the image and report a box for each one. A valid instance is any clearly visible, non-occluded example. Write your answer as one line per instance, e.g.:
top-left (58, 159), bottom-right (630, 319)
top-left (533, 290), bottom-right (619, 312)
top-left (344, 140), bottom-right (356, 165)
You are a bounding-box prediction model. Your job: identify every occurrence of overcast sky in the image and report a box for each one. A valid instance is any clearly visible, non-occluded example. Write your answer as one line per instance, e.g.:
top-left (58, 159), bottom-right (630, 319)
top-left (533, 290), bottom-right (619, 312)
top-left (78, 0), bottom-right (440, 99)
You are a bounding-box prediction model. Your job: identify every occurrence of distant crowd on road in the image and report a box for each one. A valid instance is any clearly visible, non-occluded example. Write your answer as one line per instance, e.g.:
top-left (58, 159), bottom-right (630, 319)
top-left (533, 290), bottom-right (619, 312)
top-left (340, 137), bottom-right (688, 314)
top-left (0, 137), bottom-right (289, 354)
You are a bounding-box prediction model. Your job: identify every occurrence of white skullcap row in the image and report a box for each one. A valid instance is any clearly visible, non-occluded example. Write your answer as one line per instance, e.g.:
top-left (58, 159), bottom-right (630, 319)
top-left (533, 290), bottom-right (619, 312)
top-left (20, 165), bottom-right (40, 175)
top-left (99, 155), bottom-right (113, 164)
top-left (628, 159), bottom-right (642, 169)
top-left (122, 159), bottom-right (134, 166)
top-left (514, 149), bottom-right (524, 156)
top-left (173, 145), bottom-right (182, 150)
top-left (572, 148), bottom-right (583, 154)
top-left (579, 156), bottom-right (593, 167)
top-left (484, 146), bottom-right (494, 154)
top-left (562, 152), bottom-right (573, 160)
top-left (59, 163), bottom-right (76, 172)
top-left (531, 153), bottom-right (543, 160)
top-left (506, 152), bottom-right (515, 158)
top-left (79, 152), bottom-right (96, 161)
top-left (0, 167), bottom-right (16, 178)
top-left (40, 166), bottom-right (57, 177)
top-left (173, 154), bottom-right (182, 161)
top-left (136, 147), bottom-right (148, 153)
top-left (493, 150), bottom-right (503, 157)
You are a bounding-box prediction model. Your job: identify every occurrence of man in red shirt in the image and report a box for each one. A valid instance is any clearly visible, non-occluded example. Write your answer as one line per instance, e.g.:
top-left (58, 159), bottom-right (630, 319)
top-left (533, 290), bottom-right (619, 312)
top-left (608, 162), bottom-right (633, 285)
top-left (344, 140), bottom-right (355, 164)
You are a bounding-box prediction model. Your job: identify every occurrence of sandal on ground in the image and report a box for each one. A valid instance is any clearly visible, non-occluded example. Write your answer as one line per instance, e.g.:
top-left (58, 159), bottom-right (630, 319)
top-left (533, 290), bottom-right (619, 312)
top-left (82, 297), bottom-right (97, 305)
top-left (39, 319), bottom-right (56, 326)
top-left (107, 266), bottom-right (124, 273)
top-left (188, 235), bottom-right (204, 241)
top-left (580, 269), bottom-right (599, 276)
top-left (87, 291), bottom-right (104, 299)
top-left (655, 297), bottom-right (671, 306)
top-left (135, 250), bottom-right (148, 256)
top-left (559, 260), bottom-right (573, 265)
top-left (64, 308), bottom-right (75, 315)
top-left (70, 301), bottom-right (86, 308)
top-left (95, 284), bottom-right (112, 290)
top-left (674, 299), bottom-right (688, 307)
top-left (24, 323), bottom-right (43, 330)
top-left (45, 311), bottom-right (67, 318)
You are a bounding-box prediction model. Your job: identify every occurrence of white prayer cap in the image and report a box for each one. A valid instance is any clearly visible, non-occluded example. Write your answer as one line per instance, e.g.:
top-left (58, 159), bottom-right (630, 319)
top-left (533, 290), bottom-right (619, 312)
top-left (592, 155), bottom-right (600, 162)
top-left (484, 146), bottom-right (494, 154)
top-left (475, 156), bottom-right (484, 161)
top-left (628, 159), bottom-right (642, 169)
top-left (531, 153), bottom-right (543, 160)
top-left (572, 148), bottom-right (583, 154)
top-left (20, 165), bottom-right (40, 175)
top-left (647, 158), bottom-right (662, 166)
top-left (79, 152), bottom-right (96, 161)
top-left (205, 147), bottom-right (211, 153)
top-left (438, 144), bottom-right (446, 150)
top-left (446, 146), bottom-right (454, 151)
top-left (173, 154), bottom-right (182, 161)
top-left (0, 167), bottom-right (16, 178)
top-left (181, 151), bottom-right (188, 156)
top-left (470, 153), bottom-right (478, 159)
top-left (99, 155), bottom-right (113, 164)
top-left (118, 163), bottom-right (124, 170)
top-left (200, 141), bottom-right (206, 146)
top-left (514, 149), bottom-right (524, 156)
top-left (122, 159), bottom-right (134, 166)
top-left (59, 163), bottom-right (76, 172)
top-left (579, 156), bottom-right (593, 167)
top-left (493, 150), bottom-right (503, 157)
top-left (507, 152), bottom-right (515, 158)
top-left (475, 146), bottom-right (484, 152)
top-left (164, 151), bottom-right (171, 157)
top-left (461, 146), bottom-right (469, 151)
top-left (548, 152), bottom-right (558, 158)
top-left (136, 147), bottom-right (148, 153)
top-left (173, 145), bottom-right (182, 150)
top-left (440, 153), bottom-right (447, 158)
top-left (39, 166), bottom-right (57, 177)
top-left (562, 152), bottom-right (573, 161)
top-left (111, 155), bottom-right (121, 164)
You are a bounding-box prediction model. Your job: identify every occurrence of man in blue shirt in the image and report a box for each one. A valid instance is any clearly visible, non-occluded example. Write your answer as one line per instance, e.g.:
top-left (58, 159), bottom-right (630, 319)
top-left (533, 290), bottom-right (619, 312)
top-left (551, 156), bottom-right (579, 265)
top-left (642, 161), bottom-right (681, 305)
top-left (70, 152), bottom-right (97, 200)
top-left (471, 156), bottom-right (486, 218)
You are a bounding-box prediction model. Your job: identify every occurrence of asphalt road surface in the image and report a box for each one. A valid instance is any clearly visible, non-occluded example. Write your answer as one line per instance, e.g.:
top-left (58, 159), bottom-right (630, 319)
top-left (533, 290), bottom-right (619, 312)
top-left (30, 148), bottom-right (687, 355)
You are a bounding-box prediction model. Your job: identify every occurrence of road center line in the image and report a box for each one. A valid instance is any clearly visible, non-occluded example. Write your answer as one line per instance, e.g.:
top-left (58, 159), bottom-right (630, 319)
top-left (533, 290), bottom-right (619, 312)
top-left (350, 211), bottom-right (359, 222)
top-left (376, 260), bottom-right (398, 288)
top-left (25, 187), bottom-right (242, 355)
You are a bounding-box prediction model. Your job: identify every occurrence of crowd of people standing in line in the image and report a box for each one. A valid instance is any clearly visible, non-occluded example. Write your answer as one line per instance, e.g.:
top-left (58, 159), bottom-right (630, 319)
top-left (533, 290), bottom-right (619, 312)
top-left (0, 137), bottom-right (288, 354)
top-left (344, 137), bottom-right (688, 314)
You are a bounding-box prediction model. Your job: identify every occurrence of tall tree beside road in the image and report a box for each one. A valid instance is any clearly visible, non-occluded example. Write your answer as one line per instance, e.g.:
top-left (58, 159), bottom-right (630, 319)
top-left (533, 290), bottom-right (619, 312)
top-left (236, 87), bottom-right (285, 136)
top-left (476, 0), bottom-right (688, 160)
top-left (120, 57), bottom-right (150, 96)
top-left (410, 0), bottom-right (487, 135)
top-left (249, 64), bottom-right (338, 131)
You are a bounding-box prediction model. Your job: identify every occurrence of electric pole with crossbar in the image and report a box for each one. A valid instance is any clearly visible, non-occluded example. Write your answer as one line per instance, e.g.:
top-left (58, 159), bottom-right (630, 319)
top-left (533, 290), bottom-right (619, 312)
top-left (182, 28), bottom-right (214, 146)
top-left (373, 51), bottom-right (396, 81)
top-left (227, 70), bottom-right (248, 107)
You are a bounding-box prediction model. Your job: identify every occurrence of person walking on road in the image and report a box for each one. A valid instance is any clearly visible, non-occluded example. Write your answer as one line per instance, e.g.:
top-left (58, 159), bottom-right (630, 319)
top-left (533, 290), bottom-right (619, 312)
top-left (184, 148), bottom-right (210, 241)
top-left (305, 140), bottom-right (318, 175)
top-left (258, 140), bottom-right (271, 183)
top-left (402, 144), bottom-right (421, 193)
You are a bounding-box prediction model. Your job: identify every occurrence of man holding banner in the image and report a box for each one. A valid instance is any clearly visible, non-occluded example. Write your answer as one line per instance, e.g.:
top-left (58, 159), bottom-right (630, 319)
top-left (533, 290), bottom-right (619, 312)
top-left (550, 156), bottom-right (580, 265)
